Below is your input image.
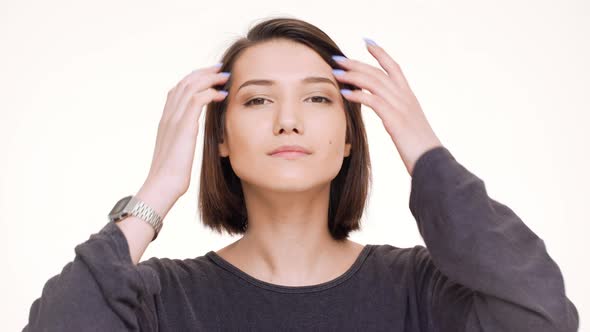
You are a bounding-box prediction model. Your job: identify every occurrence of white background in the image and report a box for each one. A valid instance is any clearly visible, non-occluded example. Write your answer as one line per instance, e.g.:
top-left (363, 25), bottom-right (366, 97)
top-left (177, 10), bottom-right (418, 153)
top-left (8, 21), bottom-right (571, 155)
top-left (1, 0), bottom-right (588, 330)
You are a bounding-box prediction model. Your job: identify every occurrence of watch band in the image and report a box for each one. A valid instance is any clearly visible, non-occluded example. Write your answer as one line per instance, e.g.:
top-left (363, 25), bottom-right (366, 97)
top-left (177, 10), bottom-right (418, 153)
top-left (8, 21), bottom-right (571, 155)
top-left (110, 195), bottom-right (163, 241)
top-left (129, 196), bottom-right (163, 237)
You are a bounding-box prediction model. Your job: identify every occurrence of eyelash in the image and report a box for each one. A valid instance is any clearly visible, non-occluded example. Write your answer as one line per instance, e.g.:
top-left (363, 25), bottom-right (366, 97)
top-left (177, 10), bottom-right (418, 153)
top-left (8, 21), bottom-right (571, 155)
top-left (243, 96), bottom-right (332, 107)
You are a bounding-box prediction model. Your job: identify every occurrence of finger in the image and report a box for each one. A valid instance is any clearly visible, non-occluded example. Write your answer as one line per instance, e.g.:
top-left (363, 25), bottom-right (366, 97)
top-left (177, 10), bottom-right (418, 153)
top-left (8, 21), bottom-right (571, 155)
top-left (364, 43), bottom-right (410, 90)
top-left (333, 55), bottom-right (390, 82)
top-left (340, 89), bottom-right (396, 125)
top-left (171, 64), bottom-right (223, 106)
top-left (161, 88), bottom-right (226, 164)
top-left (178, 64), bottom-right (227, 93)
top-left (155, 64), bottom-right (223, 171)
top-left (176, 71), bottom-right (231, 117)
top-left (180, 87), bottom-right (227, 133)
top-left (179, 63), bottom-right (223, 83)
top-left (172, 86), bottom-right (227, 125)
top-left (164, 71), bottom-right (229, 123)
top-left (332, 69), bottom-right (402, 109)
top-left (164, 65), bottom-right (221, 120)
top-left (332, 55), bottom-right (399, 93)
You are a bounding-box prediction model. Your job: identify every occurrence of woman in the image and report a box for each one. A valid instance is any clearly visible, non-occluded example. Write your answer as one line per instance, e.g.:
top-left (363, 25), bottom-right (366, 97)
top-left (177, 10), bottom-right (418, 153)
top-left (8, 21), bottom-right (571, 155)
top-left (25, 17), bottom-right (578, 331)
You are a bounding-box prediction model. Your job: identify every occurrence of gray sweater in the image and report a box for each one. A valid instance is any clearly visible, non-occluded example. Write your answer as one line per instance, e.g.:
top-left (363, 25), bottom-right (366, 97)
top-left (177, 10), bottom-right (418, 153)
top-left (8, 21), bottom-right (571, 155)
top-left (24, 146), bottom-right (579, 331)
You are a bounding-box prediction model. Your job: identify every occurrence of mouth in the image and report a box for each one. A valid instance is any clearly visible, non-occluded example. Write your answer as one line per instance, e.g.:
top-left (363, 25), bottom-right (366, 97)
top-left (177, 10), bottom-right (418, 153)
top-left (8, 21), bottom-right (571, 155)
top-left (268, 144), bottom-right (312, 158)
top-left (270, 151), bottom-right (311, 159)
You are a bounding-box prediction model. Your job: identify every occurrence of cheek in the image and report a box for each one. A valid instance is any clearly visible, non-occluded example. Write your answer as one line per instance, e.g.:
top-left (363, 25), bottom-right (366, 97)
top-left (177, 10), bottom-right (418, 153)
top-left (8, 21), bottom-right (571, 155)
top-left (223, 117), bottom-right (266, 178)
top-left (225, 110), bottom-right (267, 147)
top-left (310, 114), bottom-right (348, 150)
top-left (311, 105), bottom-right (347, 130)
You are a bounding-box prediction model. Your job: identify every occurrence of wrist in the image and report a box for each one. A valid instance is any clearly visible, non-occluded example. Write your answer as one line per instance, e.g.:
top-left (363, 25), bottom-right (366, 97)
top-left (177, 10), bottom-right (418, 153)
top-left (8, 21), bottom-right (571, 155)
top-left (136, 180), bottom-right (178, 220)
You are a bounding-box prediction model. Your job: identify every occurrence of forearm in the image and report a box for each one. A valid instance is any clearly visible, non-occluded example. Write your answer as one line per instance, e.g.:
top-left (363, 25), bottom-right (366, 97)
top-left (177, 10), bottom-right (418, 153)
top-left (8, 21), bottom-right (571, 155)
top-left (116, 182), bottom-right (177, 265)
top-left (24, 221), bottom-right (161, 331)
top-left (25, 258), bottom-right (128, 331)
top-left (410, 146), bottom-right (578, 331)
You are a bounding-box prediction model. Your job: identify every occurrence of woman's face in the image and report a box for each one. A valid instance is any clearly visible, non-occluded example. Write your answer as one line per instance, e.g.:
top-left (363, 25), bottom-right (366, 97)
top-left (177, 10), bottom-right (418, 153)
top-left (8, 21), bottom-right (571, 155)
top-left (219, 39), bottom-right (351, 193)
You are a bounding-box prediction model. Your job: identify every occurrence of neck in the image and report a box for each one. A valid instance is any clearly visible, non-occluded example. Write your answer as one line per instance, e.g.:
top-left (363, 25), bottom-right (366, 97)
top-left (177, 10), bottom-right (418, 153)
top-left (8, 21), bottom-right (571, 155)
top-left (227, 182), bottom-right (354, 286)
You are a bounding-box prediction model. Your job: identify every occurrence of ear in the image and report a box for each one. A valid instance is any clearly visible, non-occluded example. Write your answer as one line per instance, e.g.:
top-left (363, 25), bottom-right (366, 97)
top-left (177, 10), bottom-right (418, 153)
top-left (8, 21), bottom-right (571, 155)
top-left (219, 138), bottom-right (229, 157)
top-left (344, 143), bottom-right (351, 157)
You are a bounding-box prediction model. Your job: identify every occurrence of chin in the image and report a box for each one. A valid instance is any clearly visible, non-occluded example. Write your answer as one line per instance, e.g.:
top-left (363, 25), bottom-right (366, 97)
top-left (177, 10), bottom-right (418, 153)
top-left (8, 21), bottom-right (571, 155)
top-left (242, 175), bottom-right (330, 194)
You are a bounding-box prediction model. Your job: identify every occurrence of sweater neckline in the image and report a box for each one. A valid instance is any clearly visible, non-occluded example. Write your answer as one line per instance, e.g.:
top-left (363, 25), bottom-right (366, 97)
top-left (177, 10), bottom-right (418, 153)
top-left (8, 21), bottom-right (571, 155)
top-left (205, 244), bottom-right (374, 294)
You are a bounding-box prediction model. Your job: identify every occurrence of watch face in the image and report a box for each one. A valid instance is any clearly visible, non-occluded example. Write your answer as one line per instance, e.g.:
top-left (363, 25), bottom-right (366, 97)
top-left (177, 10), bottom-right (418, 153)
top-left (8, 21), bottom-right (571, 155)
top-left (108, 195), bottom-right (133, 216)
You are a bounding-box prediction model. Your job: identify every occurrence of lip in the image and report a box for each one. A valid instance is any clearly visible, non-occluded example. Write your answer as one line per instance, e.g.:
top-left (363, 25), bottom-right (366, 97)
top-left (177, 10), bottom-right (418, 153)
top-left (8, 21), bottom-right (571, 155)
top-left (268, 145), bottom-right (312, 156)
top-left (270, 151), bottom-right (310, 159)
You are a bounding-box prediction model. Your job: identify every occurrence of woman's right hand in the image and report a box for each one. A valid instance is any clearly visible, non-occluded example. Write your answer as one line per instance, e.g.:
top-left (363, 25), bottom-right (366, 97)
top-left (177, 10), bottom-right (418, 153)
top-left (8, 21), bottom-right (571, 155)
top-left (144, 64), bottom-right (230, 202)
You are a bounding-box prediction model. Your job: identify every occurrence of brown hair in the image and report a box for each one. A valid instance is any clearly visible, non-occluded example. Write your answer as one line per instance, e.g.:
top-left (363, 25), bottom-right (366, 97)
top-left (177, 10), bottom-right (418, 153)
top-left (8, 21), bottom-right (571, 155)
top-left (198, 16), bottom-right (372, 241)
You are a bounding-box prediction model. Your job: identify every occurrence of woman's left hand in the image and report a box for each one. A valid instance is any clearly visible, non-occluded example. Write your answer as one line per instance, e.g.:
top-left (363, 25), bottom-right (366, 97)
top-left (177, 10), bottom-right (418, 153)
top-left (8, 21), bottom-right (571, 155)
top-left (332, 38), bottom-right (443, 176)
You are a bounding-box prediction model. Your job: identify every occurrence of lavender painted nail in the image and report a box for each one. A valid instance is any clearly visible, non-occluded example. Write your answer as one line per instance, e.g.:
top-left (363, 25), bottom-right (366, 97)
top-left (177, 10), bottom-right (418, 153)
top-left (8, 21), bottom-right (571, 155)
top-left (363, 37), bottom-right (377, 46)
top-left (332, 69), bottom-right (345, 76)
top-left (332, 55), bottom-right (347, 62)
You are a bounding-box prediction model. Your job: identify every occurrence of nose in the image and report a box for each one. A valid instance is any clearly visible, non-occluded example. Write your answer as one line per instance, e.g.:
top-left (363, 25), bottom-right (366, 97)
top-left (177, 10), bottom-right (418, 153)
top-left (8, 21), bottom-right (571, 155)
top-left (273, 101), bottom-right (303, 135)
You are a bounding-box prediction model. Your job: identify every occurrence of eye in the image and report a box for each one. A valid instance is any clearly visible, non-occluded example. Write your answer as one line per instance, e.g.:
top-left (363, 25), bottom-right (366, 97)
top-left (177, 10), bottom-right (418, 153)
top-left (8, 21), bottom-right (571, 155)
top-left (306, 96), bottom-right (332, 104)
top-left (243, 95), bottom-right (332, 107)
top-left (244, 97), bottom-right (271, 107)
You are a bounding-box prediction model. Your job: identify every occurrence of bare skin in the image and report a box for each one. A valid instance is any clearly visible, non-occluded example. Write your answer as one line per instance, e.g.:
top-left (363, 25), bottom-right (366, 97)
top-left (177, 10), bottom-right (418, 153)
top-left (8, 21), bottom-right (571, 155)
top-left (214, 39), bottom-right (366, 286)
top-left (120, 37), bottom-right (440, 283)
top-left (214, 37), bottom-right (442, 286)
top-left (216, 239), bottom-right (365, 286)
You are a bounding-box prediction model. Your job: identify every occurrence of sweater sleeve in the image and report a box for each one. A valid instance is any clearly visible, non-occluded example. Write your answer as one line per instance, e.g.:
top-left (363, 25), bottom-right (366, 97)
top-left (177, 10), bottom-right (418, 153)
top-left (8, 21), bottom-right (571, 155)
top-left (23, 221), bottom-right (161, 332)
top-left (407, 146), bottom-right (579, 332)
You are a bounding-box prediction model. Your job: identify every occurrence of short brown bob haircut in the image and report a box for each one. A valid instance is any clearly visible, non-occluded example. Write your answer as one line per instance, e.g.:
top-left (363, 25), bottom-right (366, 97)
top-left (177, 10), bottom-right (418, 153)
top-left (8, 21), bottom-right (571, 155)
top-left (199, 16), bottom-right (372, 241)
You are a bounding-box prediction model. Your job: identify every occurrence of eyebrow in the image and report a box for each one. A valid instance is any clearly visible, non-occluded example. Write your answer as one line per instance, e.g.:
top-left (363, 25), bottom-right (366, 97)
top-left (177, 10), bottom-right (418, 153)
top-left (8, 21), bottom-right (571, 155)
top-left (236, 76), bottom-right (338, 92)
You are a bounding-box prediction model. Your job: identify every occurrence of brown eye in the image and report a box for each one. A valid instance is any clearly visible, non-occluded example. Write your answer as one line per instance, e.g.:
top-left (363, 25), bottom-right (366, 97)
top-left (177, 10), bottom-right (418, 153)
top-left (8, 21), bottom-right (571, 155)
top-left (307, 96), bottom-right (332, 104)
top-left (244, 97), bottom-right (270, 106)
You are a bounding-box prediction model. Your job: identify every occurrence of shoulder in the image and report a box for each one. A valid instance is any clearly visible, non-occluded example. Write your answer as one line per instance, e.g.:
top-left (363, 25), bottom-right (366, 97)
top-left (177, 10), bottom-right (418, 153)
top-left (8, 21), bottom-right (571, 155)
top-left (369, 244), bottom-right (433, 272)
top-left (137, 253), bottom-right (221, 286)
top-left (371, 243), bottom-right (428, 259)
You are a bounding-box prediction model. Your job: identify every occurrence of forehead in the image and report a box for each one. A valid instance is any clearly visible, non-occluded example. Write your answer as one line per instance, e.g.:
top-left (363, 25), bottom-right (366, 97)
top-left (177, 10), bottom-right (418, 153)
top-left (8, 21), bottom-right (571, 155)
top-left (232, 40), bottom-right (331, 78)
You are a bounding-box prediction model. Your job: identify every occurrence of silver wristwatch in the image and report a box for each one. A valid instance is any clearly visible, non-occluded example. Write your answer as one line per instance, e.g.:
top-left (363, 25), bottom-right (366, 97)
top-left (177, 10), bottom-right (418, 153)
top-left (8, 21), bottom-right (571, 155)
top-left (108, 195), bottom-right (163, 241)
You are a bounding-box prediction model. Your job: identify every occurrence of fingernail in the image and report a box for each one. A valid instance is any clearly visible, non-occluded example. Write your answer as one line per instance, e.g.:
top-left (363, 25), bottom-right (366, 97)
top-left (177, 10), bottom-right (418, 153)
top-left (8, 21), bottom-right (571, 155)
top-left (340, 89), bottom-right (352, 95)
top-left (219, 90), bottom-right (228, 97)
top-left (363, 37), bottom-right (377, 46)
top-left (332, 55), bottom-right (347, 62)
top-left (332, 69), bottom-right (345, 76)
top-left (214, 62), bottom-right (223, 68)
top-left (220, 72), bottom-right (231, 78)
